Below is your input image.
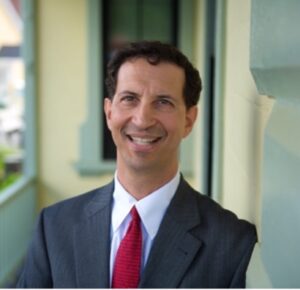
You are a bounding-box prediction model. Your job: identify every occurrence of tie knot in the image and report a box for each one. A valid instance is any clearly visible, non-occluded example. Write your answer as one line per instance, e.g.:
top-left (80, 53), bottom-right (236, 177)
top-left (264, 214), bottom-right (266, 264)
top-left (130, 206), bottom-right (140, 222)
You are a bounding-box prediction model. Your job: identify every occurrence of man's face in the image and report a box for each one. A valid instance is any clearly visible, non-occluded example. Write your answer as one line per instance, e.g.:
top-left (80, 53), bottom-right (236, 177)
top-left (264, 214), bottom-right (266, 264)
top-left (104, 58), bottom-right (197, 176)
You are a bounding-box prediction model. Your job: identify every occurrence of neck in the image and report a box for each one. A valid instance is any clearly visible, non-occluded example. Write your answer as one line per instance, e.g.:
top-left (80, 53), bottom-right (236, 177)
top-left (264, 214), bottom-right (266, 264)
top-left (116, 167), bottom-right (178, 200)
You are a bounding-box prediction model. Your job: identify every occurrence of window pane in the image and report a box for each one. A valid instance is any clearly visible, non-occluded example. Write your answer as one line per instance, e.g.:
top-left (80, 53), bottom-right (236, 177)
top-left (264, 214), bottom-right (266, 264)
top-left (0, 0), bottom-right (24, 190)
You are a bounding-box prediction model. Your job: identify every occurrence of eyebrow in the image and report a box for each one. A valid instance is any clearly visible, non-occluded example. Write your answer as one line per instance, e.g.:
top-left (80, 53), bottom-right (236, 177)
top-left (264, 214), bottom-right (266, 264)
top-left (117, 90), bottom-right (177, 102)
top-left (157, 94), bottom-right (173, 99)
top-left (117, 90), bottom-right (139, 96)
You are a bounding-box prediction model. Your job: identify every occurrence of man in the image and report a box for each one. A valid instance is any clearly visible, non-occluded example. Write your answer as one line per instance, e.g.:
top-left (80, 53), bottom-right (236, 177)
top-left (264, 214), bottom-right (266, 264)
top-left (17, 41), bottom-right (257, 288)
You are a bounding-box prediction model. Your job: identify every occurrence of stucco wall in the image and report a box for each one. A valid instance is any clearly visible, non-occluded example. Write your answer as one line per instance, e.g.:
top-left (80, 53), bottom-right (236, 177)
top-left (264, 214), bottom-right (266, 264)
top-left (36, 0), bottom-right (265, 226)
top-left (37, 0), bottom-right (113, 207)
top-left (221, 0), bottom-right (271, 223)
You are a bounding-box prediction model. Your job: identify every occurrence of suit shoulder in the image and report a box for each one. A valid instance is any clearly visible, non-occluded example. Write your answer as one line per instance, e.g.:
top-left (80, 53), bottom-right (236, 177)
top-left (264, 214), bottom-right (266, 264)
top-left (189, 187), bottom-right (256, 240)
top-left (41, 181), bottom-right (114, 223)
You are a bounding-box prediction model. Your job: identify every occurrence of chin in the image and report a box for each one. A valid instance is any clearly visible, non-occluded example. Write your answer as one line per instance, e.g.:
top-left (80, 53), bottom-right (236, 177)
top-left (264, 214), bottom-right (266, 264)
top-left (124, 158), bottom-right (161, 173)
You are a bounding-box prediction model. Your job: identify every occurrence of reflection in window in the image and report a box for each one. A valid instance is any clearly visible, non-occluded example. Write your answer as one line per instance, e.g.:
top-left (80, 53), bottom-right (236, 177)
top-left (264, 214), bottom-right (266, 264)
top-left (0, 0), bottom-right (24, 190)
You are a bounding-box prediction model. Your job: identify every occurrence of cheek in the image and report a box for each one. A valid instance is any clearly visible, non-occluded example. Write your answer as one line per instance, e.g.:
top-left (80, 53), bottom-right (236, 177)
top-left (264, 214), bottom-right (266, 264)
top-left (162, 117), bottom-right (185, 138)
top-left (108, 110), bottom-right (128, 132)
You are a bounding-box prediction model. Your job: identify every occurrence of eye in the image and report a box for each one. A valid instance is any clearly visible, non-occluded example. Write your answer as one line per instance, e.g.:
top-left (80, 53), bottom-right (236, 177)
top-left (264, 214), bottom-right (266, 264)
top-left (158, 99), bottom-right (172, 105)
top-left (156, 97), bottom-right (175, 110)
top-left (121, 95), bottom-right (135, 102)
top-left (120, 95), bottom-right (138, 105)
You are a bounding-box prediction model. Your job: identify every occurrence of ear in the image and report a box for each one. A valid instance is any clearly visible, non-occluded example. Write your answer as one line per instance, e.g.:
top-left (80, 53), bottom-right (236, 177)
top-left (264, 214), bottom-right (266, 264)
top-left (183, 105), bottom-right (198, 138)
top-left (104, 98), bottom-right (112, 130)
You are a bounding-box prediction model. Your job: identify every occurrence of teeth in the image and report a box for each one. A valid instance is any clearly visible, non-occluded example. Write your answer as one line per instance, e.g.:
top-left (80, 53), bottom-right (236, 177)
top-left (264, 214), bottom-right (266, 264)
top-left (131, 137), bottom-right (157, 145)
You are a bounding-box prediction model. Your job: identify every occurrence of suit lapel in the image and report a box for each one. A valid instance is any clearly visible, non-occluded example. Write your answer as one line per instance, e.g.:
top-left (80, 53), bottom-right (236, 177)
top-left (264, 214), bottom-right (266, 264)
top-left (139, 178), bottom-right (203, 288)
top-left (74, 182), bottom-right (114, 288)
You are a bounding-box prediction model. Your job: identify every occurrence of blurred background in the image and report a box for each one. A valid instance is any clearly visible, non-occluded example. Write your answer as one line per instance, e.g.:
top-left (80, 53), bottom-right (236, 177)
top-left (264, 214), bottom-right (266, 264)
top-left (0, 0), bottom-right (299, 287)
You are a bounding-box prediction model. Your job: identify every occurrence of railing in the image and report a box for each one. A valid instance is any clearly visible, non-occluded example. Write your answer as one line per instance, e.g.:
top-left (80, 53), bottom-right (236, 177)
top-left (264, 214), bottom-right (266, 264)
top-left (0, 177), bottom-right (36, 286)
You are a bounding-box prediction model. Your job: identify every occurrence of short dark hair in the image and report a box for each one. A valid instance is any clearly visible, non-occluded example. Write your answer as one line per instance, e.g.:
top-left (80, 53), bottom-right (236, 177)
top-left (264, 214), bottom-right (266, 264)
top-left (105, 41), bottom-right (202, 108)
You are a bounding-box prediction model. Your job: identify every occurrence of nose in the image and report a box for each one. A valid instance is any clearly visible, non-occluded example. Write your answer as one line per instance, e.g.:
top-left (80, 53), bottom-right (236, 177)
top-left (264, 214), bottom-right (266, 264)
top-left (132, 101), bottom-right (156, 129)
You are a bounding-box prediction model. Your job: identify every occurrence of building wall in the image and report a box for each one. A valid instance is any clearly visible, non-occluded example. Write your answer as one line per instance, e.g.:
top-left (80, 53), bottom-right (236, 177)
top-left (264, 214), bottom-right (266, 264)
top-left (220, 0), bottom-right (269, 224)
top-left (193, 0), bottom-right (206, 192)
top-left (36, 0), bottom-right (262, 229)
top-left (36, 0), bottom-right (204, 208)
top-left (249, 0), bottom-right (300, 286)
top-left (37, 0), bottom-right (112, 207)
top-left (6, 0), bottom-right (298, 286)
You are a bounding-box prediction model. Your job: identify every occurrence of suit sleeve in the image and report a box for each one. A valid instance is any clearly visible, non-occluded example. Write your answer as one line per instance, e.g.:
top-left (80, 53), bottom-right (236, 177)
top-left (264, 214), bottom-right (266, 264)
top-left (229, 225), bottom-right (257, 288)
top-left (17, 209), bottom-right (53, 288)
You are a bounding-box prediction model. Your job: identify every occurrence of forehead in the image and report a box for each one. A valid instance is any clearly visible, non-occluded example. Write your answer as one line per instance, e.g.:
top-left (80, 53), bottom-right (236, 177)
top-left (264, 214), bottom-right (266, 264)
top-left (116, 58), bottom-right (185, 94)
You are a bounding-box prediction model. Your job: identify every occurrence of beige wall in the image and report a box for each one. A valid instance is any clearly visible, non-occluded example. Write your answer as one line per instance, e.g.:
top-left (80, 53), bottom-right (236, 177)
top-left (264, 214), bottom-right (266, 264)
top-left (221, 0), bottom-right (272, 224)
top-left (193, 0), bottom-right (206, 192)
top-left (36, 0), bottom-right (205, 208)
top-left (192, 0), bottom-right (266, 225)
top-left (37, 0), bottom-right (113, 208)
top-left (36, 0), bottom-right (266, 227)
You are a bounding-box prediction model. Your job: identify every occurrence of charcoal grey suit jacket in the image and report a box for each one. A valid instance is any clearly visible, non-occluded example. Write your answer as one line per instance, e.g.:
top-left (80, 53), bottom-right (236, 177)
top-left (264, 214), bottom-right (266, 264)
top-left (17, 177), bottom-right (257, 288)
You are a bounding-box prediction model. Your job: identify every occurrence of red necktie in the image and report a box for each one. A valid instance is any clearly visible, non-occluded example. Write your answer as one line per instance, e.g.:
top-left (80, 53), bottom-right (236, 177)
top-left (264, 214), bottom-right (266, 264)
top-left (112, 206), bottom-right (142, 288)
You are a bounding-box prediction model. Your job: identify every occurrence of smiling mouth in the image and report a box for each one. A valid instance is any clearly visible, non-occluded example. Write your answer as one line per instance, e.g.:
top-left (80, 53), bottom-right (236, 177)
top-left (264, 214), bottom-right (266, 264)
top-left (126, 135), bottom-right (162, 145)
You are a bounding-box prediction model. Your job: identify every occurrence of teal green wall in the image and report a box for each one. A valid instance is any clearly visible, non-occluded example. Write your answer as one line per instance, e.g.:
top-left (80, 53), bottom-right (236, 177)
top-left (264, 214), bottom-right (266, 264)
top-left (250, 0), bottom-right (300, 287)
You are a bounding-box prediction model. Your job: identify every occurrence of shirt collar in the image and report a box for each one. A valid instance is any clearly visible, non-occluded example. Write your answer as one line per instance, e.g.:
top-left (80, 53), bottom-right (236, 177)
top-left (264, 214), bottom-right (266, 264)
top-left (112, 171), bottom-right (180, 239)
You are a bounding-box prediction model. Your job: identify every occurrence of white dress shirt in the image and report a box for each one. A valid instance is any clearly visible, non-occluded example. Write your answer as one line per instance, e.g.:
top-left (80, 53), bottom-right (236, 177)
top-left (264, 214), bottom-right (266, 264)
top-left (109, 171), bottom-right (180, 285)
